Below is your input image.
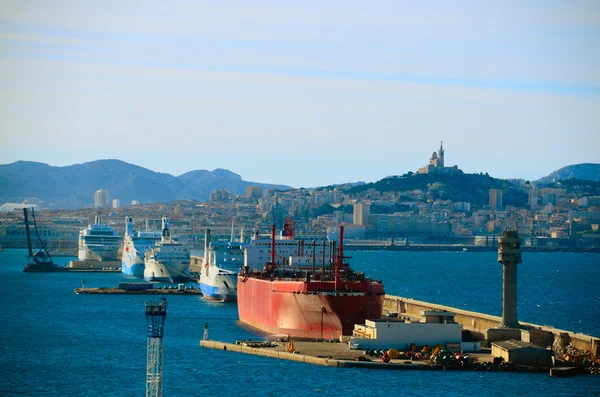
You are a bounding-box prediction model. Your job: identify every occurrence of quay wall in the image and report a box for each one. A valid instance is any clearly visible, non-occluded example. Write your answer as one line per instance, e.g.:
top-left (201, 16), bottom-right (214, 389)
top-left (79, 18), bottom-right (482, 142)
top-left (200, 340), bottom-right (341, 367)
top-left (384, 295), bottom-right (599, 354)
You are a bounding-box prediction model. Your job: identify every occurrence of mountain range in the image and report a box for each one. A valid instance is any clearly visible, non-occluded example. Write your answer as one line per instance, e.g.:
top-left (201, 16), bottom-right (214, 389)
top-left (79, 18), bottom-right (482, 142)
top-left (0, 160), bottom-right (290, 209)
top-left (0, 160), bottom-right (598, 210)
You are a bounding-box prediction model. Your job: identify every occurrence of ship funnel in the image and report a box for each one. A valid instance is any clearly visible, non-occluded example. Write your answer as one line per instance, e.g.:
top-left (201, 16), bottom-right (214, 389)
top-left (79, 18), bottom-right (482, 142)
top-left (125, 216), bottom-right (133, 237)
top-left (161, 217), bottom-right (171, 241)
top-left (204, 229), bottom-right (211, 261)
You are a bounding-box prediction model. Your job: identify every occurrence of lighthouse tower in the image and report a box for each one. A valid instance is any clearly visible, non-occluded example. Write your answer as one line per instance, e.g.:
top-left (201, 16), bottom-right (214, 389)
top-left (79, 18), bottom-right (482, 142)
top-left (497, 228), bottom-right (522, 328)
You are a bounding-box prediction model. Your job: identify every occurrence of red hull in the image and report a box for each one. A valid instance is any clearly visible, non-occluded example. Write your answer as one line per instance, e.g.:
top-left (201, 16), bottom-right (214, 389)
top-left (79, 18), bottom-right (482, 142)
top-left (237, 276), bottom-right (384, 339)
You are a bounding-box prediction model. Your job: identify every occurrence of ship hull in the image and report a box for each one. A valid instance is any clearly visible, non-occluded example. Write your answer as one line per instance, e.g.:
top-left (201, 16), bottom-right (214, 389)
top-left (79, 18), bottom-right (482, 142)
top-left (237, 277), bottom-right (384, 339)
top-left (121, 257), bottom-right (144, 277)
top-left (144, 259), bottom-right (189, 283)
top-left (199, 270), bottom-right (237, 302)
top-left (78, 245), bottom-right (120, 262)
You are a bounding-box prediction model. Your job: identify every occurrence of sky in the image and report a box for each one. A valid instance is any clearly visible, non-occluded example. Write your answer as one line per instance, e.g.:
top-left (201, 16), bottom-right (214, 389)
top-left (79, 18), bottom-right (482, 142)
top-left (0, 1), bottom-right (599, 188)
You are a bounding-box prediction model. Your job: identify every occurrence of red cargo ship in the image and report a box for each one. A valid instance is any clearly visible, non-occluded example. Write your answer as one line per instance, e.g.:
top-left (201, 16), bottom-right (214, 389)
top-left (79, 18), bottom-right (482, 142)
top-left (237, 225), bottom-right (384, 339)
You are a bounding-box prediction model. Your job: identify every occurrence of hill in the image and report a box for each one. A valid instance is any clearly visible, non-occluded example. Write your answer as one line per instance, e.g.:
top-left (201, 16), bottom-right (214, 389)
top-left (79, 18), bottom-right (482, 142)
top-left (537, 163), bottom-right (600, 184)
top-left (347, 171), bottom-right (527, 207)
top-left (0, 160), bottom-right (290, 209)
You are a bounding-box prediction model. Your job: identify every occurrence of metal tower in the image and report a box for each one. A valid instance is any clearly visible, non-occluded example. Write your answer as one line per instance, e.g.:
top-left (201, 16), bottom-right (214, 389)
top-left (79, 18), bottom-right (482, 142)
top-left (497, 229), bottom-right (522, 328)
top-left (145, 301), bottom-right (167, 397)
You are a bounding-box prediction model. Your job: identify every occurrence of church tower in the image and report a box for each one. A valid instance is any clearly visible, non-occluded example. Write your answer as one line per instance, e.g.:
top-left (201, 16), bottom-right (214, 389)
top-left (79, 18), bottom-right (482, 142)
top-left (438, 141), bottom-right (444, 167)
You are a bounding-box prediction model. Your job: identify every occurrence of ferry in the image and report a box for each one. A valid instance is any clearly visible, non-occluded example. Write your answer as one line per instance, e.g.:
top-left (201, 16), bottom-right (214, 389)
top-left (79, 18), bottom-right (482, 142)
top-left (78, 216), bottom-right (121, 261)
top-left (121, 217), bottom-right (161, 277)
top-left (198, 229), bottom-right (244, 302)
top-left (143, 217), bottom-right (190, 282)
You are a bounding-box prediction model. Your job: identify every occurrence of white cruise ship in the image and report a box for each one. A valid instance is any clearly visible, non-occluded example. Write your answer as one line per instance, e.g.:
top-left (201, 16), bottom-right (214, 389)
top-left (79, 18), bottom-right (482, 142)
top-left (121, 217), bottom-right (162, 277)
top-left (143, 217), bottom-right (190, 282)
top-left (198, 228), bottom-right (245, 302)
top-left (78, 216), bottom-right (121, 261)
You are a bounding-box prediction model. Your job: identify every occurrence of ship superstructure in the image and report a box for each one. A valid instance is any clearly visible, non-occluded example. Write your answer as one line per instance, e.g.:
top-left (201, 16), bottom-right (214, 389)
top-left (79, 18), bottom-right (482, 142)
top-left (238, 223), bottom-right (385, 339)
top-left (78, 216), bottom-right (121, 261)
top-left (122, 217), bottom-right (162, 277)
top-left (143, 217), bottom-right (190, 282)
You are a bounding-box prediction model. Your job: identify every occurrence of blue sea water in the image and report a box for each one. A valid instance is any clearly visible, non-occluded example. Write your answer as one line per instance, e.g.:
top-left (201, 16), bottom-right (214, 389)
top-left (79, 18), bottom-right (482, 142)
top-left (0, 249), bottom-right (598, 396)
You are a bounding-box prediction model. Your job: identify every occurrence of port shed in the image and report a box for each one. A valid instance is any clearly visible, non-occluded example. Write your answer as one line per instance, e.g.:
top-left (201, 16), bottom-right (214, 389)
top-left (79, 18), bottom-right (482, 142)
top-left (491, 340), bottom-right (552, 365)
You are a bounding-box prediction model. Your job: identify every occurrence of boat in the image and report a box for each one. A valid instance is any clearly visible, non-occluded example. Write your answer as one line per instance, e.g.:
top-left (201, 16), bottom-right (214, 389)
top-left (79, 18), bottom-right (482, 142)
top-left (23, 207), bottom-right (61, 272)
top-left (78, 216), bottom-right (121, 261)
top-left (143, 217), bottom-right (190, 282)
top-left (198, 228), bottom-right (245, 302)
top-left (121, 217), bottom-right (162, 277)
top-left (237, 223), bottom-right (385, 339)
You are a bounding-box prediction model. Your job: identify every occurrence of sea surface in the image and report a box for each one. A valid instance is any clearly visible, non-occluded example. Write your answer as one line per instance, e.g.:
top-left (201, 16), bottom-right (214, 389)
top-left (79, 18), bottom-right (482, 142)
top-left (1, 249), bottom-right (598, 396)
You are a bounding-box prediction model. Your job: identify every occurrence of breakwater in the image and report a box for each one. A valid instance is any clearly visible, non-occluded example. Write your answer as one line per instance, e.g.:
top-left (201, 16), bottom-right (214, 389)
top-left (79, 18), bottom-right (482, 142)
top-left (383, 295), bottom-right (600, 354)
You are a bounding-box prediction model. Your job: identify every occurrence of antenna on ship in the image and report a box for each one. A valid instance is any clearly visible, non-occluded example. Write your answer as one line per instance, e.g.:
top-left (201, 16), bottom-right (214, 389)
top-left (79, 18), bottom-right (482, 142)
top-left (145, 300), bottom-right (167, 397)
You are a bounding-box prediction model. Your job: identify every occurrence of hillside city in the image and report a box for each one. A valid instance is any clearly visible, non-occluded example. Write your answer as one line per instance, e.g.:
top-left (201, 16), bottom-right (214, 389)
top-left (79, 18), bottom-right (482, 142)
top-left (1, 143), bottom-right (599, 252)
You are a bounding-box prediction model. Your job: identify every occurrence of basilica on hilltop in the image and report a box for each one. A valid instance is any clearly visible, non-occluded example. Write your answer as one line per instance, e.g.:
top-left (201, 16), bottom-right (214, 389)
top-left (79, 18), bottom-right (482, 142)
top-left (417, 141), bottom-right (460, 174)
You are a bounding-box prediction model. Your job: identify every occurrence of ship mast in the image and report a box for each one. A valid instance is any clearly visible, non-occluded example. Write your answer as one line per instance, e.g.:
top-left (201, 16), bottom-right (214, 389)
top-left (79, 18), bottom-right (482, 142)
top-left (334, 226), bottom-right (344, 291)
top-left (270, 224), bottom-right (276, 264)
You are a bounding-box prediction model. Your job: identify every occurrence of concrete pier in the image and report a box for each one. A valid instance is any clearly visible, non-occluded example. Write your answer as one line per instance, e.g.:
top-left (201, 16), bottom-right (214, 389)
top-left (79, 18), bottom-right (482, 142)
top-left (68, 260), bottom-right (121, 270)
top-left (74, 287), bottom-right (202, 295)
top-left (200, 340), bottom-right (478, 370)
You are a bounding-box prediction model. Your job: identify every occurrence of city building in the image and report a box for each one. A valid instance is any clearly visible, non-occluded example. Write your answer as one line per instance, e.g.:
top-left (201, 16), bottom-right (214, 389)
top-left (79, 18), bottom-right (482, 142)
top-left (353, 202), bottom-right (370, 226)
top-left (245, 186), bottom-right (262, 198)
top-left (489, 189), bottom-right (503, 210)
top-left (131, 200), bottom-right (140, 206)
top-left (210, 190), bottom-right (232, 202)
top-left (94, 189), bottom-right (109, 208)
top-left (112, 199), bottom-right (120, 209)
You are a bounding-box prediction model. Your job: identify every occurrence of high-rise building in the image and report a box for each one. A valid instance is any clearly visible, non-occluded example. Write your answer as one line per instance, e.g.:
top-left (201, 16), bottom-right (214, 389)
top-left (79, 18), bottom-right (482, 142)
top-left (353, 202), bottom-right (370, 226)
top-left (131, 200), bottom-right (140, 206)
top-left (489, 189), bottom-right (503, 210)
top-left (112, 199), bottom-right (120, 209)
top-left (528, 189), bottom-right (538, 209)
top-left (246, 186), bottom-right (262, 198)
top-left (210, 189), bottom-right (231, 202)
top-left (94, 189), bottom-right (109, 208)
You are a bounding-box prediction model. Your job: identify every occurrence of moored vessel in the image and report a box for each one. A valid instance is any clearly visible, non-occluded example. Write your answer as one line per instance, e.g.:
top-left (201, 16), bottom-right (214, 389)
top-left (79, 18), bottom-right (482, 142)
top-left (121, 217), bottom-right (161, 277)
top-left (237, 224), bottom-right (385, 339)
top-left (143, 217), bottom-right (190, 282)
top-left (78, 216), bottom-right (120, 261)
top-left (198, 229), bottom-right (244, 302)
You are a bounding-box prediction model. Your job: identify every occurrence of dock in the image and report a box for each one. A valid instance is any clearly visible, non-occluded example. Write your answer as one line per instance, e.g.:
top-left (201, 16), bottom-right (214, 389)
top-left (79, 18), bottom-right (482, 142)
top-left (200, 340), bottom-right (501, 371)
top-left (74, 287), bottom-right (203, 295)
top-left (24, 266), bottom-right (121, 273)
top-left (67, 260), bottom-right (121, 270)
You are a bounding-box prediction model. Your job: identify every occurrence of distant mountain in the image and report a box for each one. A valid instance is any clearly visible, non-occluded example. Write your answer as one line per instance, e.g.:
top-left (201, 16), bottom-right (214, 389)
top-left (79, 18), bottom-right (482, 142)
top-left (536, 163), bottom-right (600, 184)
top-left (178, 168), bottom-right (290, 199)
top-left (0, 160), bottom-right (290, 209)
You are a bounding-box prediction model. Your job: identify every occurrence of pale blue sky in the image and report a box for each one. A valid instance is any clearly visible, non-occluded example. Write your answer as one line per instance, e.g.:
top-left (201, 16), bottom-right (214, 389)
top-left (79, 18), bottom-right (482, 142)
top-left (1, 1), bottom-right (598, 187)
